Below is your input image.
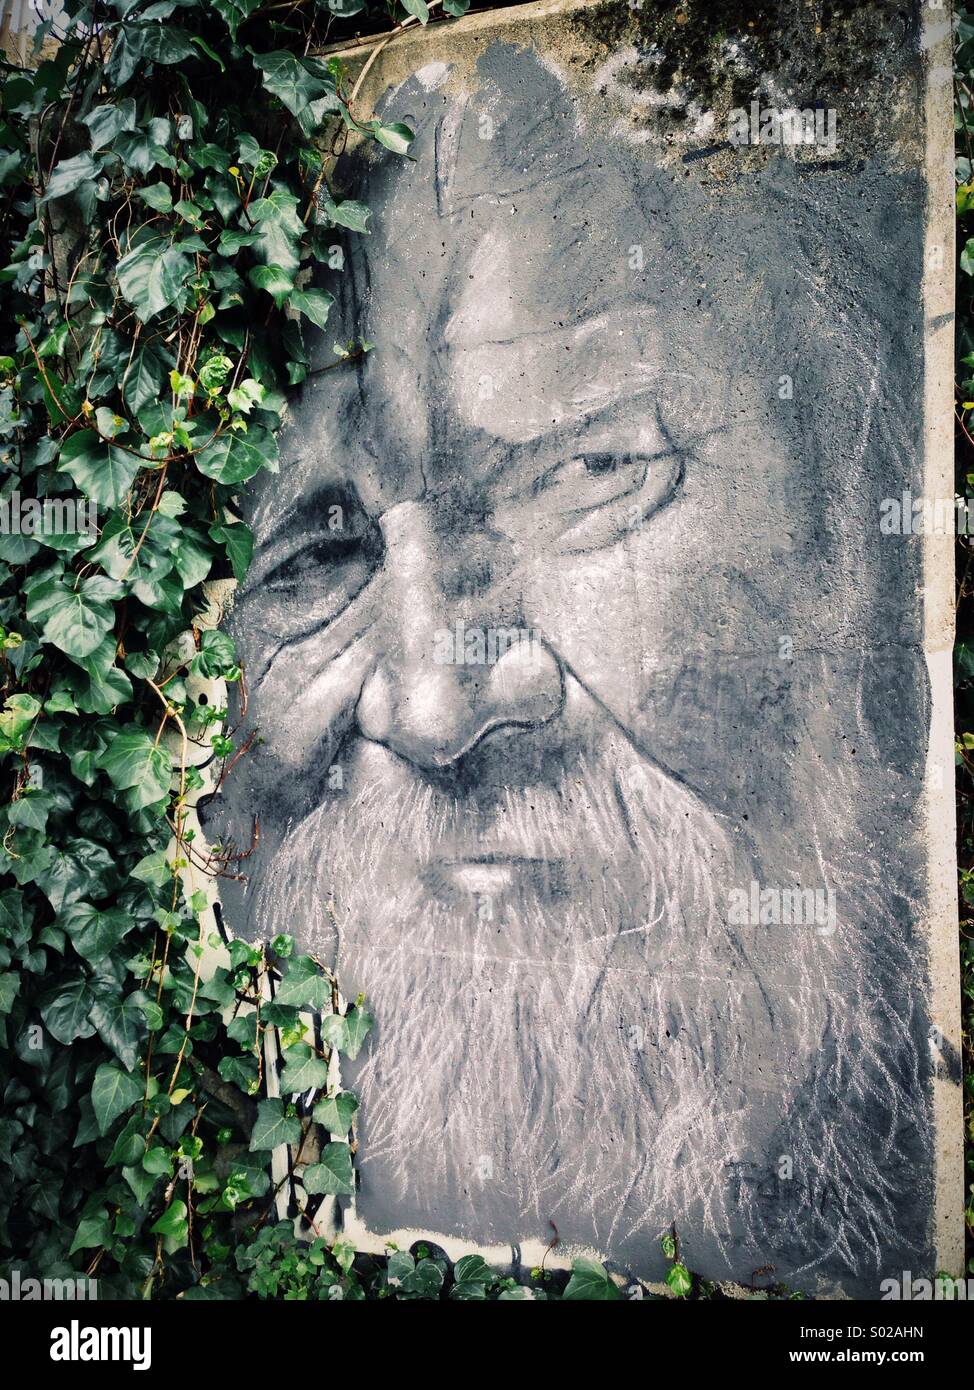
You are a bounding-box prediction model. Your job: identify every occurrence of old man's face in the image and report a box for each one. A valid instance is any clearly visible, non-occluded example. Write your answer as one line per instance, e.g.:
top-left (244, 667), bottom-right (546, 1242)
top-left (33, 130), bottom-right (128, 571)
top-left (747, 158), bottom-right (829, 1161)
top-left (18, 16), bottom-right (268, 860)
top-left (209, 45), bottom-right (816, 1265)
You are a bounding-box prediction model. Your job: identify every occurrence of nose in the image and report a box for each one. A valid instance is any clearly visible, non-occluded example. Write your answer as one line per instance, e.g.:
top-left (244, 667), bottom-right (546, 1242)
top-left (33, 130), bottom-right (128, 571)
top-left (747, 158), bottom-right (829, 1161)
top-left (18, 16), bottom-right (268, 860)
top-left (355, 501), bottom-right (564, 770)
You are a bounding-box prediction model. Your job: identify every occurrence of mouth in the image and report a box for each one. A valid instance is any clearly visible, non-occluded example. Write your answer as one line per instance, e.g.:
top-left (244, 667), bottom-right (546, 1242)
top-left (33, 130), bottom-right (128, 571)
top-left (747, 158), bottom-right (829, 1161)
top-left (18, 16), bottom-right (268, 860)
top-left (419, 854), bottom-right (570, 901)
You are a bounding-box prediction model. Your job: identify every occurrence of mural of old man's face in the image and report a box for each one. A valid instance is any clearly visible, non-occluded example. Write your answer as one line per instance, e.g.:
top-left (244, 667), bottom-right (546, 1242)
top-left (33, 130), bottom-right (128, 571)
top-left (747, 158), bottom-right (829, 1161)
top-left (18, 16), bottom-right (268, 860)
top-left (207, 15), bottom-right (948, 1293)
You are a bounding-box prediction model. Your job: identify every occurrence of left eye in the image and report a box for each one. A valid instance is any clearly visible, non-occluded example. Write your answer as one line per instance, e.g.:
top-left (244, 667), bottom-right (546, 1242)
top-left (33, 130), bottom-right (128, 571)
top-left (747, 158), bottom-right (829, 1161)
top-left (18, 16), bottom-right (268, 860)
top-left (580, 453), bottom-right (630, 476)
top-left (524, 450), bottom-right (647, 511)
top-left (268, 536), bottom-right (362, 585)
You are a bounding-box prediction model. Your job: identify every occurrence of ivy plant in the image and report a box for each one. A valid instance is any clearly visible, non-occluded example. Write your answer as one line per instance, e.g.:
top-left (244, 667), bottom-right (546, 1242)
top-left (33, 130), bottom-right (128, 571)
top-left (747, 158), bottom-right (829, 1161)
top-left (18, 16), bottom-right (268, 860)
top-left (0, 0), bottom-right (475, 1300)
top-left (0, 0), bottom-right (823, 1303)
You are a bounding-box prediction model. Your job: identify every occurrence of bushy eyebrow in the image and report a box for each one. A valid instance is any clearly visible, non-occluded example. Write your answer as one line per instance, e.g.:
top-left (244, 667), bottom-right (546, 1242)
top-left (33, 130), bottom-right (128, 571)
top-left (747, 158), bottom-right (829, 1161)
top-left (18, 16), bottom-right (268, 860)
top-left (483, 392), bottom-right (670, 502)
top-left (250, 459), bottom-right (347, 549)
top-left (255, 301), bottom-right (672, 539)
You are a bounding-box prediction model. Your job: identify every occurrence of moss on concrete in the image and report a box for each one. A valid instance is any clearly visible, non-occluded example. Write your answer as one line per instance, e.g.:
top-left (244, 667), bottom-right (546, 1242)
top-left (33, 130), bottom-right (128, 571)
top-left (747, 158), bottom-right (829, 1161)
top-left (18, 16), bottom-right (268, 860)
top-left (572, 0), bottom-right (915, 107)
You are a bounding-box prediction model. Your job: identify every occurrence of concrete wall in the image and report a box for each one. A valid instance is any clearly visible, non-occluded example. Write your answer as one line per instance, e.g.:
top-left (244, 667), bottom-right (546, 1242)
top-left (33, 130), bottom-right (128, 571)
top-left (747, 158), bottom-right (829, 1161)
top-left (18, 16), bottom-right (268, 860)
top-left (206, 0), bottom-right (962, 1295)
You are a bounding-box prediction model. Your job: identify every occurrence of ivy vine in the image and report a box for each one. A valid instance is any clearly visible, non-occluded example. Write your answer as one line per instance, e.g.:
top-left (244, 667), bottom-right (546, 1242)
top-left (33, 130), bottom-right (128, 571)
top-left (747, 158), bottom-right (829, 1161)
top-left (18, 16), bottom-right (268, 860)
top-left (7, 0), bottom-right (954, 1307)
top-left (0, 0), bottom-right (500, 1303)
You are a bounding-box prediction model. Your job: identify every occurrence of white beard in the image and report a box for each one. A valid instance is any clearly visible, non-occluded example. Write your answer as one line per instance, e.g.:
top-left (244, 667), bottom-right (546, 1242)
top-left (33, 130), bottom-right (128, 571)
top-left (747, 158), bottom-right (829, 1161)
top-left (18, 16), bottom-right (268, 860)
top-left (252, 709), bottom-right (822, 1261)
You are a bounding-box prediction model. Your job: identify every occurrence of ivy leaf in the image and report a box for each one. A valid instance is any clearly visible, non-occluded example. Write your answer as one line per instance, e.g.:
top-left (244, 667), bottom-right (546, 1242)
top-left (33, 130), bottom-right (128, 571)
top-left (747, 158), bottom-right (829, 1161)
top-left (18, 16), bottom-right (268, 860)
top-left (302, 1141), bottom-right (354, 1195)
top-left (375, 122), bottom-right (415, 157)
top-left (139, 26), bottom-right (199, 66)
top-left (40, 977), bottom-right (97, 1045)
top-left (88, 987), bottom-right (147, 1071)
top-left (74, 1105), bottom-right (98, 1151)
top-left (0, 693), bottom-right (40, 744)
top-left (319, 196), bottom-right (370, 233)
top-left (450, 1273), bottom-right (489, 1295)
top-left (172, 525), bottom-right (213, 589)
top-left (312, 1090), bottom-right (358, 1135)
top-left (26, 574), bottom-right (115, 659)
top-left (453, 1254), bottom-right (492, 1286)
top-left (442, 0), bottom-right (470, 14)
top-left (131, 850), bottom-right (171, 888)
top-left (60, 900), bottom-right (133, 964)
top-left (343, 1002), bottom-right (375, 1061)
top-left (37, 366), bottom-right (82, 426)
top-left (252, 51), bottom-right (338, 134)
top-left (249, 1097), bottom-right (301, 1152)
top-left (563, 1257), bottom-right (622, 1301)
top-left (280, 1042), bottom-right (330, 1093)
top-left (37, 321), bottom-right (69, 358)
top-left (401, 0), bottom-right (429, 23)
top-left (386, 1250), bottom-right (414, 1286)
top-left (74, 663), bottom-right (133, 717)
top-left (139, 181), bottom-right (174, 213)
top-left (0, 971), bottom-right (20, 1014)
top-left (192, 628), bottom-right (237, 678)
top-left (209, 520), bottom-right (254, 581)
top-left (217, 229), bottom-right (261, 255)
top-left (401, 1259), bottom-right (445, 1299)
top-left (150, 1199), bottom-right (188, 1240)
top-left (7, 790), bottom-right (51, 831)
top-left (143, 1144), bottom-right (173, 1176)
top-left (218, 1053), bottom-right (260, 1093)
top-left (117, 241), bottom-right (194, 321)
top-left (290, 287), bottom-right (334, 330)
top-left (41, 151), bottom-right (102, 202)
top-left (69, 1207), bottom-right (112, 1255)
top-left (665, 1262), bottom-right (693, 1298)
top-left (250, 186), bottom-right (305, 275)
top-left (123, 345), bottom-right (170, 414)
top-left (226, 379), bottom-right (265, 414)
top-left (100, 729), bottom-right (174, 809)
top-left (195, 425), bottom-right (278, 483)
top-left (82, 99), bottom-right (138, 152)
top-left (108, 1117), bottom-right (146, 1168)
top-left (227, 1012), bottom-right (259, 1049)
top-left (275, 955), bottom-right (331, 1010)
top-left (59, 430), bottom-right (140, 507)
top-left (90, 513), bottom-right (175, 591)
top-left (320, 1013), bottom-right (348, 1052)
top-left (123, 1163), bottom-right (157, 1205)
top-left (91, 1062), bottom-right (142, 1135)
top-left (248, 263), bottom-right (294, 307)
top-left (213, 0), bottom-right (262, 41)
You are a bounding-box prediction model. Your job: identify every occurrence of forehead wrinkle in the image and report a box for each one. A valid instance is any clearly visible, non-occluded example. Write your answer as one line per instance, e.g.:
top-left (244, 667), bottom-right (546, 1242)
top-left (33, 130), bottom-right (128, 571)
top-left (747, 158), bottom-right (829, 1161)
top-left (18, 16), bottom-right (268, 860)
top-left (444, 297), bottom-right (660, 352)
top-left (484, 385), bottom-right (670, 478)
top-left (447, 308), bottom-right (662, 445)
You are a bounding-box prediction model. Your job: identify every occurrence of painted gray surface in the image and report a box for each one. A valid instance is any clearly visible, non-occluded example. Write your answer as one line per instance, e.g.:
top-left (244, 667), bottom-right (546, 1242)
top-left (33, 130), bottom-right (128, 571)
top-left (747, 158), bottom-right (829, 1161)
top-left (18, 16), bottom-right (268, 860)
top-left (205, 2), bottom-right (950, 1294)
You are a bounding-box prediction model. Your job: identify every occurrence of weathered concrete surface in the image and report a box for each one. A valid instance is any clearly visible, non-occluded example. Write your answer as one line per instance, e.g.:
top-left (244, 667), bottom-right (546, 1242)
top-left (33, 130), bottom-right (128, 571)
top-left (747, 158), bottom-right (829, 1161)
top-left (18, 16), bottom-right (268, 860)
top-left (206, 0), bottom-right (961, 1295)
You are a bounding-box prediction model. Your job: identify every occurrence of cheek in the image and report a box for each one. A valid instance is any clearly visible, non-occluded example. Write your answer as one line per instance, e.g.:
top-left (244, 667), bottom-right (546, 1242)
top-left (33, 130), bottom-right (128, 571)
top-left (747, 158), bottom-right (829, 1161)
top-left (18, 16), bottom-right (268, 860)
top-left (523, 548), bottom-right (651, 727)
top-left (247, 634), bottom-right (374, 772)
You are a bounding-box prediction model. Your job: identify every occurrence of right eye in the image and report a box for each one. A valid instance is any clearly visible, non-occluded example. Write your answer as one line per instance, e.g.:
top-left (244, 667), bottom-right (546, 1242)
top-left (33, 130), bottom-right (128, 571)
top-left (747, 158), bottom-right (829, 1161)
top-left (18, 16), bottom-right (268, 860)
top-left (265, 533), bottom-right (367, 588)
top-left (260, 486), bottom-right (380, 591)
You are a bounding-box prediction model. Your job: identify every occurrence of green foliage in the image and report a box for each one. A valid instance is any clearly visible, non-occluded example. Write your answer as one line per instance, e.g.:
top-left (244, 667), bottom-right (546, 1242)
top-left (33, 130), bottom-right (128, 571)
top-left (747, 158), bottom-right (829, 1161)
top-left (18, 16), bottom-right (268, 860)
top-left (563, 1255), bottom-right (622, 1301)
top-left (0, 0), bottom-right (636, 1307)
top-left (0, 0), bottom-right (805, 1306)
top-left (0, 0), bottom-right (440, 1301)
